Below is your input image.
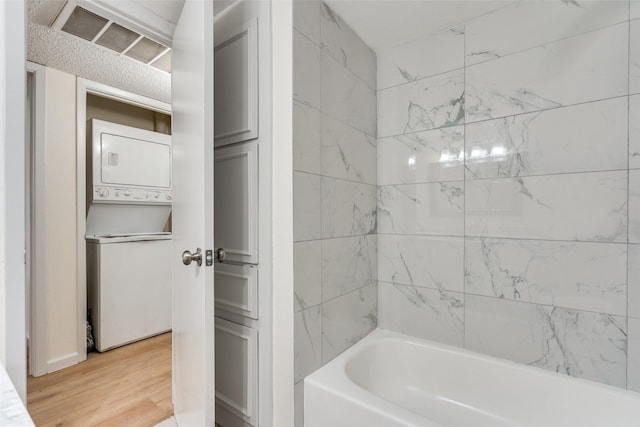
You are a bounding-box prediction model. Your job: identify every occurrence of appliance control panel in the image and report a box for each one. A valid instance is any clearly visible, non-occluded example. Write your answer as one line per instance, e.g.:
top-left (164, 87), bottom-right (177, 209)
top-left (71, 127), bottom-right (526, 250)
top-left (93, 186), bottom-right (172, 205)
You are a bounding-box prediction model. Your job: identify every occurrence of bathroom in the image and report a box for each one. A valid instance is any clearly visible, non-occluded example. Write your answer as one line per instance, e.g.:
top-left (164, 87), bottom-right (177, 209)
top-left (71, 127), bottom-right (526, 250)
top-left (293, 0), bottom-right (640, 425)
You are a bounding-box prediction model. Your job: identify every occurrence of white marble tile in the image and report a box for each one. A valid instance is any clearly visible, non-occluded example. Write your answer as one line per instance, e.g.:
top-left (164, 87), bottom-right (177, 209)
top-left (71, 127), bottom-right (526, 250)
top-left (294, 240), bottom-right (322, 312)
top-left (322, 114), bottom-right (376, 185)
top-left (378, 282), bottom-right (464, 346)
top-left (465, 171), bottom-right (628, 242)
top-left (378, 69), bottom-right (465, 138)
top-left (633, 1), bottom-right (640, 20)
top-left (377, 26), bottom-right (464, 90)
top-left (322, 177), bottom-right (376, 238)
top-left (628, 318), bottom-right (640, 392)
top-left (631, 19), bottom-right (640, 95)
top-left (631, 95), bottom-right (640, 169)
top-left (293, 0), bottom-right (320, 45)
top-left (465, 295), bottom-right (627, 387)
top-left (320, 2), bottom-right (376, 89)
top-left (465, 238), bottom-right (627, 316)
top-left (0, 363), bottom-right (34, 426)
top-left (321, 51), bottom-right (376, 137)
top-left (465, 0), bottom-right (628, 66)
top-left (294, 171), bottom-right (322, 242)
top-left (629, 169), bottom-right (640, 243)
top-left (295, 306), bottom-right (322, 383)
top-left (322, 235), bottom-right (376, 302)
top-left (293, 29), bottom-right (321, 110)
top-left (629, 244), bottom-right (640, 319)
top-left (378, 181), bottom-right (464, 236)
top-left (293, 100), bottom-right (322, 174)
top-left (465, 97), bottom-right (628, 179)
top-left (322, 284), bottom-right (377, 363)
top-left (466, 23), bottom-right (628, 123)
top-left (378, 235), bottom-right (464, 293)
top-left (294, 381), bottom-right (304, 427)
top-left (378, 125), bottom-right (464, 185)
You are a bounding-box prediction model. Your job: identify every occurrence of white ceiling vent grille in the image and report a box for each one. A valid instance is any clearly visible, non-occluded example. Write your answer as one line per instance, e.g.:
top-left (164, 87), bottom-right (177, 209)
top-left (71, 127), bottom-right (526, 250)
top-left (52, 2), bottom-right (172, 73)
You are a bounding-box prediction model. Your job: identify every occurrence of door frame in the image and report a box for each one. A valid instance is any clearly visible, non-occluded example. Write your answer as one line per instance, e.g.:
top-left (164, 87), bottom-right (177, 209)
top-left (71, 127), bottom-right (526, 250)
top-left (75, 78), bottom-right (171, 366)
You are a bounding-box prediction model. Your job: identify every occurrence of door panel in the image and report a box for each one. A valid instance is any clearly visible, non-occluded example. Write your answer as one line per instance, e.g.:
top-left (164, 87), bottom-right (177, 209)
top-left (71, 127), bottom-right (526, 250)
top-left (214, 141), bottom-right (258, 264)
top-left (214, 262), bottom-right (258, 319)
top-left (171, 0), bottom-right (215, 425)
top-left (215, 318), bottom-right (259, 426)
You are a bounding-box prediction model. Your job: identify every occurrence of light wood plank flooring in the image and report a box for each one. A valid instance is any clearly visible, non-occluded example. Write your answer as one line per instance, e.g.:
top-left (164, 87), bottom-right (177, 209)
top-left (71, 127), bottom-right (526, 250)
top-left (27, 332), bottom-right (172, 427)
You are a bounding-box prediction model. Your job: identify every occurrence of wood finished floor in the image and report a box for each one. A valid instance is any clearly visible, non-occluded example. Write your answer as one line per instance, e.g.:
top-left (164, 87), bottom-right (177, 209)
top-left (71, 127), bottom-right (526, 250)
top-left (27, 332), bottom-right (172, 427)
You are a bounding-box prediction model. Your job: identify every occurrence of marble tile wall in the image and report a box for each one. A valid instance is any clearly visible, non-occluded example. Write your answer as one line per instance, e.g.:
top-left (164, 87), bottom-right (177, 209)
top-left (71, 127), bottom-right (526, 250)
top-left (376, 0), bottom-right (639, 393)
top-left (293, 1), bottom-right (377, 425)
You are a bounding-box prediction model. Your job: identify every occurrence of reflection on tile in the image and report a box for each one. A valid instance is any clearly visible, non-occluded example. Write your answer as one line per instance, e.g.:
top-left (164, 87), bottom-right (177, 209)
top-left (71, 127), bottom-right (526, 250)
top-left (294, 240), bottom-right (322, 312)
top-left (629, 318), bottom-right (640, 392)
top-left (631, 96), bottom-right (640, 169)
top-left (293, 30), bottom-right (321, 109)
top-left (322, 285), bottom-right (377, 363)
top-left (378, 235), bottom-right (463, 292)
top-left (294, 172), bottom-right (322, 242)
top-left (293, 0), bottom-right (320, 45)
top-left (465, 238), bottom-right (627, 315)
top-left (465, 295), bottom-right (627, 387)
top-left (295, 306), bottom-right (322, 383)
top-left (322, 235), bottom-right (376, 301)
top-left (466, 0), bottom-right (628, 66)
top-left (378, 182), bottom-right (464, 236)
top-left (293, 100), bottom-right (322, 174)
top-left (379, 282), bottom-right (464, 346)
top-left (322, 177), bottom-right (376, 238)
top-left (631, 19), bottom-right (640, 95)
top-left (320, 2), bottom-right (376, 89)
top-left (321, 51), bottom-right (376, 137)
top-left (465, 171), bottom-right (627, 242)
top-left (629, 244), bottom-right (640, 319)
top-left (465, 97), bottom-right (628, 179)
top-left (378, 125), bottom-right (464, 185)
top-left (377, 26), bottom-right (464, 90)
top-left (378, 69), bottom-right (465, 138)
top-left (629, 170), bottom-right (640, 243)
top-left (466, 23), bottom-right (628, 123)
top-left (322, 114), bottom-right (376, 185)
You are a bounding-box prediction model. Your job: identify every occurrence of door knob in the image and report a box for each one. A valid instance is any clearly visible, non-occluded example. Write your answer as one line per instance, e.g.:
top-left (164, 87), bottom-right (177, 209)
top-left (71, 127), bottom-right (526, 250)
top-left (216, 248), bottom-right (226, 262)
top-left (182, 248), bottom-right (203, 266)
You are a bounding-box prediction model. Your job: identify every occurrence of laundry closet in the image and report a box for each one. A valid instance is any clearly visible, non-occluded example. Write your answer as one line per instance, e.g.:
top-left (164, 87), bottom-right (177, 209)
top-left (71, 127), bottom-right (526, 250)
top-left (84, 94), bottom-right (173, 352)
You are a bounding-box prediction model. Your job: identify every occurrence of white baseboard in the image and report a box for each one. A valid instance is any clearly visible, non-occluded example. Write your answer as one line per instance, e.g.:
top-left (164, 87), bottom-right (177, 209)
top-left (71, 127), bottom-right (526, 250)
top-left (46, 352), bottom-right (79, 374)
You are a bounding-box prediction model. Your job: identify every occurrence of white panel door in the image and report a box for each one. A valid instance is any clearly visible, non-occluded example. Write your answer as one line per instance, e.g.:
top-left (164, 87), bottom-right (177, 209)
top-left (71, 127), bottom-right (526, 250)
top-left (214, 141), bottom-right (258, 264)
top-left (171, 0), bottom-right (215, 425)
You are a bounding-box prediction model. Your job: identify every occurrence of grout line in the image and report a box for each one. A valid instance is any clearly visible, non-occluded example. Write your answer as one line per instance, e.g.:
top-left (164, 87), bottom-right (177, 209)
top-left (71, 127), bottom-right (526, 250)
top-left (462, 167), bottom-right (630, 182)
top-left (376, 232), bottom-right (632, 246)
top-left (626, 0), bottom-right (632, 391)
top-left (293, 169), bottom-right (377, 187)
top-left (462, 21), bottom-right (467, 349)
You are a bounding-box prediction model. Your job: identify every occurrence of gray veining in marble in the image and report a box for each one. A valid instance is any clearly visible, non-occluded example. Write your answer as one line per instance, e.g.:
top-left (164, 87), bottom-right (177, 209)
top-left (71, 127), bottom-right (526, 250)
top-left (465, 0), bottom-right (629, 66)
top-left (294, 171), bottom-right (322, 242)
top-left (631, 95), bottom-right (640, 169)
top-left (465, 238), bottom-right (627, 315)
top-left (378, 181), bottom-right (464, 236)
top-left (466, 23), bottom-right (628, 123)
top-left (322, 285), bottom-right (377, 363)
top-left (322, 177), bottom-right (376, 238)
top-left (322, 235), bottom-right (377, 302)
top-left (293, 100), bottom-right (322, 175)
top-left (465, 171), bottom-right (628, 242)
top-left (295, 306), bottom-right (322, 383)
top-left (378, 69), bottom-right (465, 138)
top-left (378, 125), bottom-right (464, 185)
top-left (378, 234), bottom-right (463, 292)
top-left (628, 318), bottom-right (640, 392)
top-left (0, 363), bottom-right (34, 426)
top-left (293, 29), bottom-right (321, 110)
top-left (464, 97), bottom-right (628, 179)
top-left (629, 244), bottom-right (640, 320)
top-left (378, 282), bottom-right (464, 346)
top-left (629, 169), bottom-right (640, 243)
top-left (377, 25), bottom-right (464, 90)
top-left (293, 0), bottom-right (320, 45)
top-left (294, 240), bottom-right (322, 312)
top-left (465, 295), bottom-right (627, 387)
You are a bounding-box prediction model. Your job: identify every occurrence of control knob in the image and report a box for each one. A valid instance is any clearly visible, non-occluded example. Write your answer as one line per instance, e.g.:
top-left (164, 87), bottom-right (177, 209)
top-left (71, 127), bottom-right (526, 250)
top-left (97, 188), bottom-right (109, 198)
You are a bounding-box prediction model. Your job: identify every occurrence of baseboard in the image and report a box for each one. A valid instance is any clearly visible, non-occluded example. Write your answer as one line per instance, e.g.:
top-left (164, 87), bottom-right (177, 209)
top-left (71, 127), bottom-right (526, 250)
top-left (46, 352), bottom-right (79, 374)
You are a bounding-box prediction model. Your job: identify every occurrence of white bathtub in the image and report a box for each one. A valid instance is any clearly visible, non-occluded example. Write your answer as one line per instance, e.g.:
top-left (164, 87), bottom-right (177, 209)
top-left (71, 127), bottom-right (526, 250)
top-left (304, 329), bottom-right (640, 427)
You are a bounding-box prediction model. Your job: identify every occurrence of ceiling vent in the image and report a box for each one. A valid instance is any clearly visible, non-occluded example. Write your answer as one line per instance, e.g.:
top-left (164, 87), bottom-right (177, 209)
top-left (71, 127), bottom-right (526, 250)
top-left (51, 1), bottom-right (172, 73)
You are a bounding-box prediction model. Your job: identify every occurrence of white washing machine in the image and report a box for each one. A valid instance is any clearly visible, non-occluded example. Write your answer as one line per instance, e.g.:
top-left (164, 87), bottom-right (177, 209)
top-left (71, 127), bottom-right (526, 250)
top-left (86, 119), bottom-right (173, 352)
top-left (87, 233), bottom-right (172, 352)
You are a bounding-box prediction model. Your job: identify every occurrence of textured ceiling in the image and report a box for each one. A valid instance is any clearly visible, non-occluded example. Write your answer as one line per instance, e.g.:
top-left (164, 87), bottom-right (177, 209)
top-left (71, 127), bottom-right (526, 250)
top-left (27, 0), bottom-right (172, 103)
top-left (324, 0), bottom-right (514, 52)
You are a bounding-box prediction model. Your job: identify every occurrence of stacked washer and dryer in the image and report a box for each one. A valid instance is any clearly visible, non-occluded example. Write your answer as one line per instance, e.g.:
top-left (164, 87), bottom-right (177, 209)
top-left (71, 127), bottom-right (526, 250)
top-left (86, 119), bottom-right (173, 352)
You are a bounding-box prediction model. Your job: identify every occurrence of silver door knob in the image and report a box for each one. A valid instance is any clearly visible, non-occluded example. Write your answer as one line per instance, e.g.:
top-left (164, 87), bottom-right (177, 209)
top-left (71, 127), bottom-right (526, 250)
top-left (216, 248), bottom-right (226, 262)
top-left (182, 248), bottom-right (203, 266)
